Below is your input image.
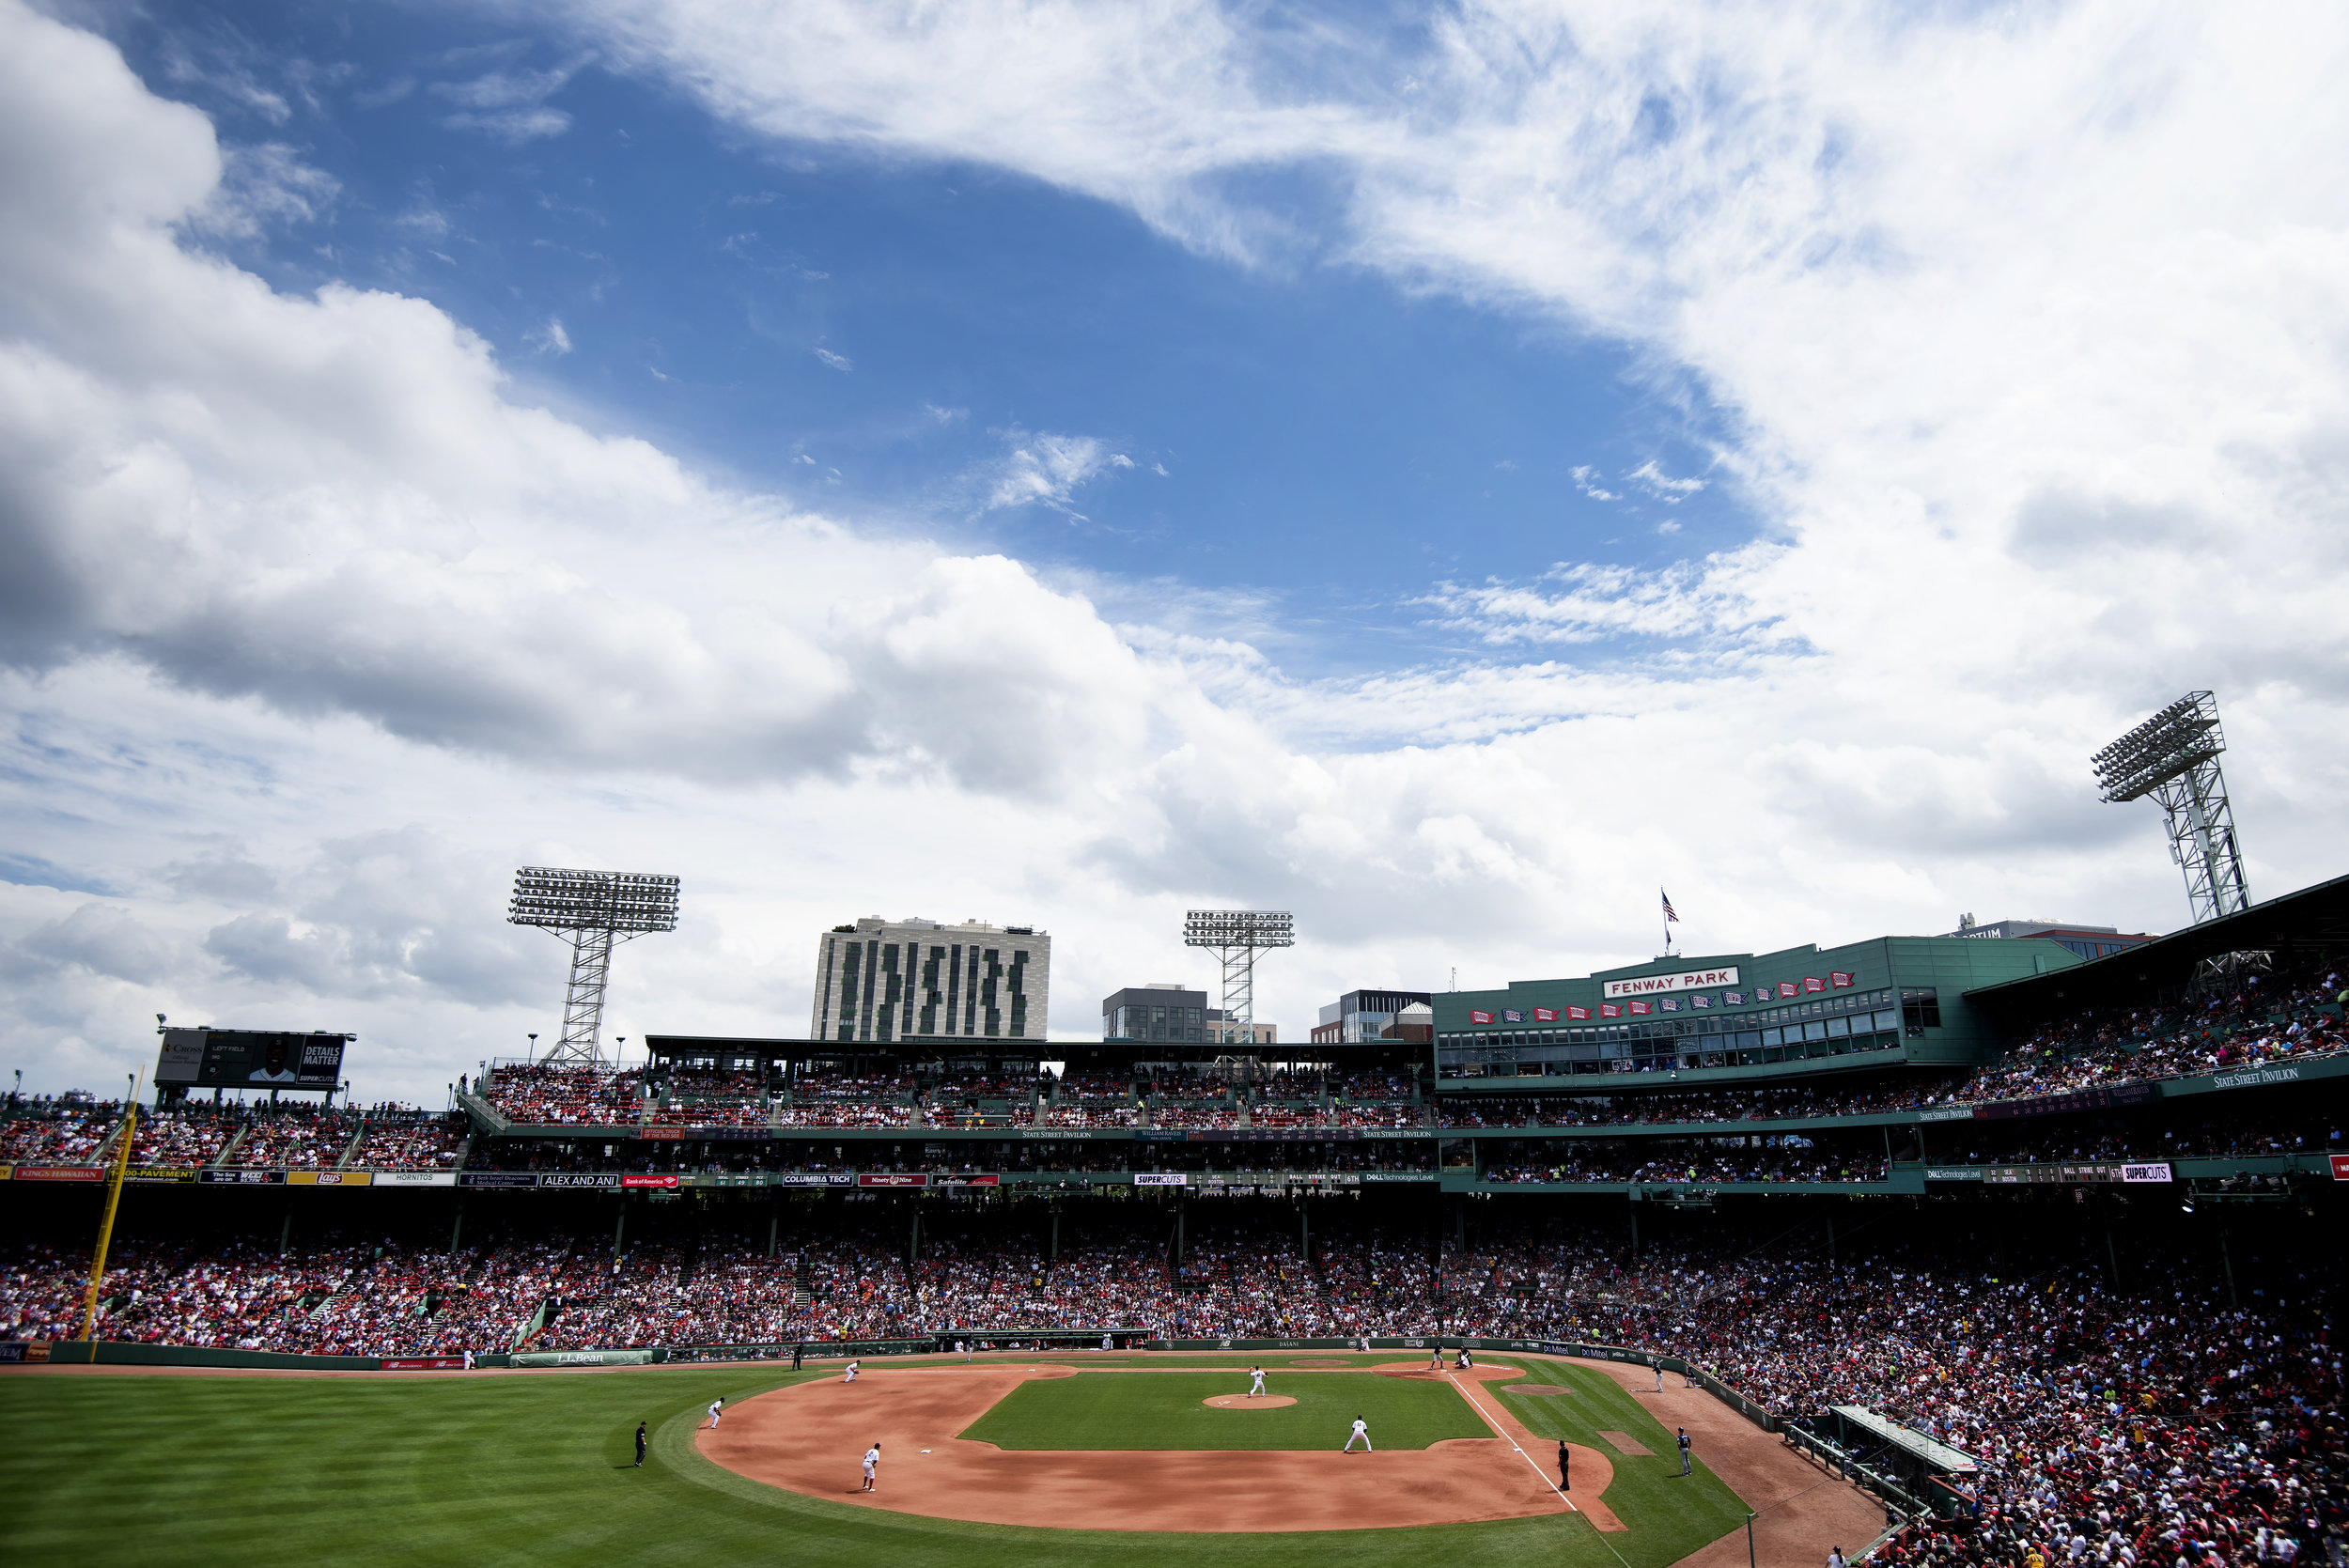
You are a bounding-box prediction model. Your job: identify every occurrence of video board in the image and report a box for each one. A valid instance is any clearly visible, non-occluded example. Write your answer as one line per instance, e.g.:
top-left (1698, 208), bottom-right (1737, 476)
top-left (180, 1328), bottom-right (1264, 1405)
top-left (156, 1029), bottom-right (348, 1091)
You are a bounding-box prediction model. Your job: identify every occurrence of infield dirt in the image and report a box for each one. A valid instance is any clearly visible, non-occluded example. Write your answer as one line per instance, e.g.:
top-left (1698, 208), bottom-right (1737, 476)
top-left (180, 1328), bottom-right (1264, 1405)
top-left (700, 1361), bottom-right (1622, 1532)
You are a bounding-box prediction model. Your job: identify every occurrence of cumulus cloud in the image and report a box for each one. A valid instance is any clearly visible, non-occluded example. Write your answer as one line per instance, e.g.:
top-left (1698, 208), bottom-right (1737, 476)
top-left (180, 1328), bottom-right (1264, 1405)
top-left (3, 1), bottom-right (2346, 1101)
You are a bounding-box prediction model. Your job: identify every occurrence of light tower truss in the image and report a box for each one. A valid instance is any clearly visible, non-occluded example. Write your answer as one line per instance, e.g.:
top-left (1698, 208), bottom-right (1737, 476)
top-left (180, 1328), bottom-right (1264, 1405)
top-left (2091, 691), bottom-right (2250, 926)
top-left (507, 868), bottom-right (679, 1066)
top-left (1182, 908), bottom-right (1295, 1048)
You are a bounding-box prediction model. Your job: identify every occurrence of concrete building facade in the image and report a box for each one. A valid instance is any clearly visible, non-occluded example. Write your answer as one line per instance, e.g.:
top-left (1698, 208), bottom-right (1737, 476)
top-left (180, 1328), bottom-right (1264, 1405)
top-left (812, 917), bottom-right (1049, 1045)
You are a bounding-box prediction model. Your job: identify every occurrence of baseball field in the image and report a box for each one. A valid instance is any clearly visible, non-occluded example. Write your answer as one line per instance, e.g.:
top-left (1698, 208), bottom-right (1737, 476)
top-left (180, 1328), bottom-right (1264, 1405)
top-left (0, 1352), bottom-right (1864, 1567)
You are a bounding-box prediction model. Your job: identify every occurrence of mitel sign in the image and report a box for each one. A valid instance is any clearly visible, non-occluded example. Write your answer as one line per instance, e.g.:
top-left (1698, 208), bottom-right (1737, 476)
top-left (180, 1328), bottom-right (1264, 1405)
top-left (1602, 966), bottom-right (1739, 1000)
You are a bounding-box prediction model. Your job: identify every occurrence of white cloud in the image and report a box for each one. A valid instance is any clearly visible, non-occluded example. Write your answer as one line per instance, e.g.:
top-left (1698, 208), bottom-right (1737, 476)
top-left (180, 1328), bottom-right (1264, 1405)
top-left (429, 57), bottom-right (589, 142)
top-left (976, 429), bottom-right (1135, 517)
top-left (813, 346), bottom-right (851, 371)
top-left (527, 316), bottom-right (573, 354)
top-left (2, 2), bottom-right (2345, 1105)
top-left (1569, 464), bottom-right (1618, 501)
top-left (1625, 459), bottom-right (1704, 503)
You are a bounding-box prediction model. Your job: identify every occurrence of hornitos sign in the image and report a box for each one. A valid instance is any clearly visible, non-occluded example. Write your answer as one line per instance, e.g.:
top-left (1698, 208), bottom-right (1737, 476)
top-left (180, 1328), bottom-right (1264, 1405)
top-left (1603, 966), bottom-right (1740, 1000)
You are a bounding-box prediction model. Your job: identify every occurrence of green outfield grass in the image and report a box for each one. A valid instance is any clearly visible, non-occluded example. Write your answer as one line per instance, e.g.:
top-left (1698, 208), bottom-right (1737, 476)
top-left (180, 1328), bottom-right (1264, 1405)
top-left (958, 1368), bottom-right (1487, 1451)
top-left (0, 1359), bottom-right (1751, 1568)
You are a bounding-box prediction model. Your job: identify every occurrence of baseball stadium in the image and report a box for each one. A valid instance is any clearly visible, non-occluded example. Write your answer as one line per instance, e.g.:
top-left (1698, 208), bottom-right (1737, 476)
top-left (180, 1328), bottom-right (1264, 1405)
top-left (3, 855), bottom-right (2343, 1568)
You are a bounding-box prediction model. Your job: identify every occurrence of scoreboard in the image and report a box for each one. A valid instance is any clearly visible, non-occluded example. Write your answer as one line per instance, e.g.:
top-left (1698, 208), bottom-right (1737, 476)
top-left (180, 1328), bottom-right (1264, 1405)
top-left (156, 1029), bottom-right (349, 1092)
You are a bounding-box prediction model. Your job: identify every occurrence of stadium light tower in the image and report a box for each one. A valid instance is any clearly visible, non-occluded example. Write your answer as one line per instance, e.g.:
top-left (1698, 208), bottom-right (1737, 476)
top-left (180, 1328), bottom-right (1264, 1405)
top-left (1183, 909), bottom-right (1294, 1048)
top-left (507, 868), bottom-right (679, 1066)
top-left (2091, 691), bottom-right (2250, 925)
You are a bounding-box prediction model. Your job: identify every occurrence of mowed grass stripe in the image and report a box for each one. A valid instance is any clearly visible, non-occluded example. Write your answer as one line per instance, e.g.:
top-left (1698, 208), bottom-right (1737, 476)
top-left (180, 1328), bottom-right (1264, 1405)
top-left (0, 1364), bottom-right (1733, 1568)
top-left (1488, 1360), bottom-right (1752, 1563)
top-left (958, 1370), bottom-right (1487, 1451)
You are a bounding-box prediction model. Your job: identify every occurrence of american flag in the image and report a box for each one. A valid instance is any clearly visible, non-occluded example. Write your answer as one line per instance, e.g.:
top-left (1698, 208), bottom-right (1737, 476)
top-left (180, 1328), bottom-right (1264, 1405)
top-left (1661, 889), bottom-right (1680, 924)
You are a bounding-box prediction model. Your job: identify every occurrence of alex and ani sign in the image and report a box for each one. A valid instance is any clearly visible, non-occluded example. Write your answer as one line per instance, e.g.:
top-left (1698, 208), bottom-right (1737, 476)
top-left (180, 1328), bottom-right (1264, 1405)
top-left (1603, 966), bottom-right (1740, 1000)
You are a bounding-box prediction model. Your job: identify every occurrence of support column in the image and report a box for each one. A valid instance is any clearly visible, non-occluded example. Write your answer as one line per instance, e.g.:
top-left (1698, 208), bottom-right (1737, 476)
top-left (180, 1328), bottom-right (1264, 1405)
top-left (613, 1203), bottom-right (626, 1260)
top-left (279, 1208), bottom-right (292, 1257)
top-left (449, 1200), bottom-right (464, 1255)
top-left (1629, 1197), bottom-right (1640, 1256)
top-left (1050, 1207), bottom-right (1060, 1265)
top-left (768, 1196), bottom-right (780, 1259)
top-left (1827, 1213), bottom-right (1836, 1266)
top-left (2105, 1226), bottom-right (2121, 1289)
top-left (1301, 1203), bottom-right (1310, 1261)
top-left (910, 1205), bottom-right (921, 1266)
top-left (2220, 1224), bottom-right (2237, 1310)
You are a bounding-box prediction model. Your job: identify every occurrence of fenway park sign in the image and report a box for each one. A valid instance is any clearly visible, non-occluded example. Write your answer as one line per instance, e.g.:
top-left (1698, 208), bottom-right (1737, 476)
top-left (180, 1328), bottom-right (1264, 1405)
top-left (1603, 966), bottom-right (1740, 1000)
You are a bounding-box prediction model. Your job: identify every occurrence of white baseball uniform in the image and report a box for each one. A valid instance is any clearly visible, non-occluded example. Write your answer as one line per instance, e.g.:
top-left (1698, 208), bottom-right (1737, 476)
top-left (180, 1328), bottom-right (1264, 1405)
top-left (844, 1360), bottom-right (860, 1383)
top-left (1250, 1369), bottom-right (1266, 1396)
top-left (1346, 1419), bottom-right (1372, 1452)
top-left (862, 1446), bottom-right (879, 1489)
top-left (707, 1400), bottom-right (723, 1428)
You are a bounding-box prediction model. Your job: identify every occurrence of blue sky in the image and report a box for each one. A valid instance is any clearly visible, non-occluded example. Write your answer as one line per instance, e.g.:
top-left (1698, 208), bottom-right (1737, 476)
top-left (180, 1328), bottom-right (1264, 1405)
top-left (1, 0), bottom-right (2341, 1099)
top-left (105, 0), bottom-right (1744, 671)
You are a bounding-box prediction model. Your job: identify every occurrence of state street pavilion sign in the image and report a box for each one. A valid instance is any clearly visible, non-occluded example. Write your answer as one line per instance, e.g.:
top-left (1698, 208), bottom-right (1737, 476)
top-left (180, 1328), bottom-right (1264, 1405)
top-left (1602, 966), bottom-right (1741, 1000)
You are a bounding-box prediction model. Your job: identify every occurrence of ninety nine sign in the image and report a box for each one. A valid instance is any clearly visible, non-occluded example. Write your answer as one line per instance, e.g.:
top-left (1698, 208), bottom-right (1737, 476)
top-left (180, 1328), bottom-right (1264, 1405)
top-left (2332, 1155), bottom-right (2349, 1182)
top-left (1603, 966), bottom-right (1740, 1000)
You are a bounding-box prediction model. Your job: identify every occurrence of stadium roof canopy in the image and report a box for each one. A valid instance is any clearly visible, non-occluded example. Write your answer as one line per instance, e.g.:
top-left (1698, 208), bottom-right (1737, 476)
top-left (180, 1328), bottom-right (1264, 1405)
top-left (1828, 1405), bottom-right (1979, 1473)
top-left (1965, 869), bottom-right (2349, 1018)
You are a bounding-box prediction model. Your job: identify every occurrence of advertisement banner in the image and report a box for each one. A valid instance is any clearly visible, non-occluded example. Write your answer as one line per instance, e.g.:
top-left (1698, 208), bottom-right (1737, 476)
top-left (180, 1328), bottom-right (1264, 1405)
top-left (287, 1171), bottom-right (372, 1187)
top-left (154, 1029), bottom-right (346, 1092)
top-left (537, 1172), bottom-right (620, 1189)
top-left (371, 1172), bottom-right (458, 1187)
top-left (457, 1172), bottom-right (538, 1188)
top-left (770, 1172), bottom-right (856, 1187)
top-left (1135, 1172), bottom-right (1188, 1186)
top-left (198, 1168), bottom-right (285, 1186)
top-left (621, 1174), bottom-right (678, 1188)
top-left (2119, 1163), bottom-right (2172, 1184)
top-left (2333, 1154), bottom-right (2349, 1181)
top-left (381, 1357), bottom-right (466, 1371)
top-left (125, 1168), bottom-right (197, 1183)
top-left (857, 1172), bottom-right (926, 1188)
top-left (13, 1166), bottom-right (105, 1183)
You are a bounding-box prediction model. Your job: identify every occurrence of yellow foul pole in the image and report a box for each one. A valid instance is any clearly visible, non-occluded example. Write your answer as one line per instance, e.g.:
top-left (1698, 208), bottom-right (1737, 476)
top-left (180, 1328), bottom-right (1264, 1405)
top-left (77, 1073), bottom-right (141, 1343)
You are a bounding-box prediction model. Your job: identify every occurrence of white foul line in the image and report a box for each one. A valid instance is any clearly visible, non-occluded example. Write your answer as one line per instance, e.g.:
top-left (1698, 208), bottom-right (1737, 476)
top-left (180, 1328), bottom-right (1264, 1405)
top-left (1444, 1371), bottom-right (1579, 1513)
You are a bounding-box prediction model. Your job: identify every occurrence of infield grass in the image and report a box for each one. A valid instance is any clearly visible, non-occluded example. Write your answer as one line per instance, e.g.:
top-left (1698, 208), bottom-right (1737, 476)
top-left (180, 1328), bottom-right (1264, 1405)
top-left (959, 1368), bottom-right (1486, 1451)
top-left (0, 1357), bottom-right (1753, 1568)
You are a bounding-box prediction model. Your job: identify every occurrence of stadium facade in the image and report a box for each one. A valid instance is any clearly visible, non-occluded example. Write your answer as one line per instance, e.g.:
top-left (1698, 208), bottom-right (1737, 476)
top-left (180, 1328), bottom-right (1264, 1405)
top-left (1435, 935), bottom-right (2075, 1085)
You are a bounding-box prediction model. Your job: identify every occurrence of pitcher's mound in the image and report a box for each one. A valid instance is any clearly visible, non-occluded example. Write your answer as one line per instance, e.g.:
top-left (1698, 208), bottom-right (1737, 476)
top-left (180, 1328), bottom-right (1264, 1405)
top-left (1205, 1393), bottom-right (1298, 1408)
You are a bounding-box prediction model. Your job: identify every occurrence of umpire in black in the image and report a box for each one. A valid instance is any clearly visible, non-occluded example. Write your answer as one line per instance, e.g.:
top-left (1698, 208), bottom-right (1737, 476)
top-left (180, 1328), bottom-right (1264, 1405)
top-left (635, 1421), bottom-right (647, 1467)
top-left (1558, 1439), bottom-right (1570, 1490)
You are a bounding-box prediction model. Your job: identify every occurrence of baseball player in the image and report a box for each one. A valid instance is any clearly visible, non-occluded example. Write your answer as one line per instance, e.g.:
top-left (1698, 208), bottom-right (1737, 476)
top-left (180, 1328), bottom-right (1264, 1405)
top-left (1558, 1438), bottom-right (1570, 1490)
top-left (860, 1441), bottom-right (880, 1491)
top-left (1249, 1365), bottom-right (1267, 1398)
top-left (843, 1359), bottom-right (861, 1384)
top-left (635, 1421), bottom-right (648, 1467)
top-left (461, 1348), bottom-right (474, 1371)
top-left (1652, 1358), bottom-right (1664, 1390)
top-left (1457, 1345), bottom-right (1474, 1370)
top-left (1677, 1427), bottom-right (1693, 1475)
top-left (1345, 1416), bottom-right (1372, 1452)
top-left (1427, 1344), bottom-right (1443, 1371)
top-left (706, 1397), bottom-right (724, 1430)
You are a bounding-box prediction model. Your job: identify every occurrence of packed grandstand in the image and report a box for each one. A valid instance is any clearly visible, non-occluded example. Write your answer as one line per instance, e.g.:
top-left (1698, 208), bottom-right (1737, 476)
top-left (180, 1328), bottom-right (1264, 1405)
top-left (4, 876), bottom-right (2344, 1566)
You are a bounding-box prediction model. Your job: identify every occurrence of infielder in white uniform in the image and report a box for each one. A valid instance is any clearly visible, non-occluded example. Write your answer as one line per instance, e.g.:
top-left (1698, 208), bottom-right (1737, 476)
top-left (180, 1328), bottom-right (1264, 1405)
top-left (843, 1359), bottom-right (861, 1383)
top-left (1345, 1417), bottom-right (1372, 1452)
top-left (1249, 1366), bottom-right (1266, 1398)
top-left (860, 1442), bottom-right (880, 1491)
top-left (706, 1397), bottom-right (724, 1429)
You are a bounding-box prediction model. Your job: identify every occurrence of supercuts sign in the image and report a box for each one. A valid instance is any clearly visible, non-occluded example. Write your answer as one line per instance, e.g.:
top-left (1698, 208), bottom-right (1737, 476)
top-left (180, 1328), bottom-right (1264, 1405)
top-left (1602, 967), bottom-right (1739, 1001)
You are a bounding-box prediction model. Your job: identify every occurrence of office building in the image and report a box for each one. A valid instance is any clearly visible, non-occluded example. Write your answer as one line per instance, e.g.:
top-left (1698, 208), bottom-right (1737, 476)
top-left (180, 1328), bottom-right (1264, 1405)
top-left (1938, 915), bottom-right (2154, 960)
top-left (1310, 988), bottom-right (1435, 1045)
top-left (812, 917), bottom-right (1049, 1045)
